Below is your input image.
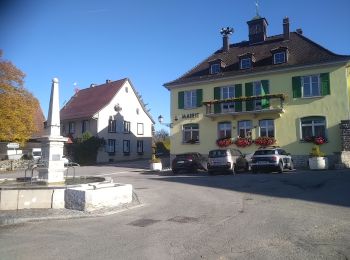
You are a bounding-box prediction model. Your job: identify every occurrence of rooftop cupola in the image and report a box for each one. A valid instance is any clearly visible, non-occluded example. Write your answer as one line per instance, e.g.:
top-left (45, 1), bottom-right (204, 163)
top-left (247, 0), bottom-right (268, 44)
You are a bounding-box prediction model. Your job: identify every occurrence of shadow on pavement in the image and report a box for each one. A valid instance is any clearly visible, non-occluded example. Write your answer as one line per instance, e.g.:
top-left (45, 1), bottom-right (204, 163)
top-left (149, 170), bottom-right (350, 208)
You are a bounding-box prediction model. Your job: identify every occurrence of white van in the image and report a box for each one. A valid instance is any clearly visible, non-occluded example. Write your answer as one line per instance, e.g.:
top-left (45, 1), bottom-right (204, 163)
top-left (32, 148), bottom-right (42, 161)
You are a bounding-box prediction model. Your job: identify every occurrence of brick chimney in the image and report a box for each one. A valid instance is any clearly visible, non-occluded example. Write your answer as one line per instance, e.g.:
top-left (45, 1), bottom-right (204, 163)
top-left (283, 17), bottom-right (290, 40)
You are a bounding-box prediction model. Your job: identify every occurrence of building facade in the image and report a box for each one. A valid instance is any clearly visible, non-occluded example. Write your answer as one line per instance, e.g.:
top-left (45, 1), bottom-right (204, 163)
top-left (60, 78), bottom-right (154, 163)
top-left (164, 16), bottom-right (350, 167)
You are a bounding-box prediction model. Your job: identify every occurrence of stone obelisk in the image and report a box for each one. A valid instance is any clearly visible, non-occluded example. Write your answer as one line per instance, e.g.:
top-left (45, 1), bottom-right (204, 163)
top-left (38, 78), bottom-right (68, 183)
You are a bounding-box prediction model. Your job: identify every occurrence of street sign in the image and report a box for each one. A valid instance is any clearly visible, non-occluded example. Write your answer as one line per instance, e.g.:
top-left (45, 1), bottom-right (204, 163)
top-left (7, 143), bottom-right (19, 149)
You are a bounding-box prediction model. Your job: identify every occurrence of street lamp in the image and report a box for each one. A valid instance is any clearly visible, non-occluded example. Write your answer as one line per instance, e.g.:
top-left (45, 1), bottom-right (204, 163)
top-left (158, 115), bottom-right (173, 128)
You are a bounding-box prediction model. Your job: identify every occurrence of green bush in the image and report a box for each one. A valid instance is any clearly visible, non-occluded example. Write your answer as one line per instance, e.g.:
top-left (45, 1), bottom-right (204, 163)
top-left (71, 132), bottom-right (105, 165)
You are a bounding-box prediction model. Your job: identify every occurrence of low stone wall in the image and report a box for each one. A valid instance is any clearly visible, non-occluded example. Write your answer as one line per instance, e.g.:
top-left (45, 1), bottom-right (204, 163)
top-left (0, 160), bottom-right (33, 171)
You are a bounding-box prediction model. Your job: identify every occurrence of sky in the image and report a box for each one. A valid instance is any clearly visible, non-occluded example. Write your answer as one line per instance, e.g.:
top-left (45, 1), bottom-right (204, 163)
top-left (1, 0), bottom-right (349, 131)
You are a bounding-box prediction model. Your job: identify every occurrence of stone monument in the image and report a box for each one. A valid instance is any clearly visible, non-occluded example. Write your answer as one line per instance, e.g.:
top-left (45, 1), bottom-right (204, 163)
top-left (37, 78), bottom-right (68, 183)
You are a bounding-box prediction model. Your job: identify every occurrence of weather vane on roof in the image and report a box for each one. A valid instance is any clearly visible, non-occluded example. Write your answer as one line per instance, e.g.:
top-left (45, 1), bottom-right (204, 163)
top-left (255, 0), bottom-right (260, 17)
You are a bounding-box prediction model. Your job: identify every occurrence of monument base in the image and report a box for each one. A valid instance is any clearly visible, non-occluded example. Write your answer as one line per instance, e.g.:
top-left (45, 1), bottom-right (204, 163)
top-left (37, 167), bottom-right (66, 184)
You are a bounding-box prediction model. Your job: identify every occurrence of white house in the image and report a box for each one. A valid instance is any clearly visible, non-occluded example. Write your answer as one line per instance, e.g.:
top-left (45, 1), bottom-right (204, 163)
top-left (60, 78), bottom-right (155, 163)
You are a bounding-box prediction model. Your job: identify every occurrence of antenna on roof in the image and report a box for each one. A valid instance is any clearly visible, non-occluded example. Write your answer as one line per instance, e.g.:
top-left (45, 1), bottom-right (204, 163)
top-left (255, 0), bottom-right (260, 17)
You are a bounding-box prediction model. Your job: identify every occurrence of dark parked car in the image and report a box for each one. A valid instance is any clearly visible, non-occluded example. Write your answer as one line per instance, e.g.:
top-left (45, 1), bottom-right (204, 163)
top-left (251, 146), bottom-right (293, 173)
top-left (172, 153), bottom-right (207, 174)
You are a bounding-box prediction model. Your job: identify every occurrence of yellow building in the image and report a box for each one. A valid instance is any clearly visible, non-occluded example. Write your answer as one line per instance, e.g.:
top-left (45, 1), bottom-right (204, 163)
top-left (164, 16), bottom-right (350, 168)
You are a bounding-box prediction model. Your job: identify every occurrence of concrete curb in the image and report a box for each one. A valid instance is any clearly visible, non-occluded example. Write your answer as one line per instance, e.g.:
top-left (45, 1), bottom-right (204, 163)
top-left (0, 202), bottom-right (144, 226)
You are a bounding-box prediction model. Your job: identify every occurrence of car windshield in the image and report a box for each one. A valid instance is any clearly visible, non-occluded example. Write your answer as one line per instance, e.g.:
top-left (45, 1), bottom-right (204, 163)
top-left (254, 150), bottom-right (276, 155)
top-left (209, 150), bottom-right (227, 158)
top-left (176, 154), bottom-right (196, 159)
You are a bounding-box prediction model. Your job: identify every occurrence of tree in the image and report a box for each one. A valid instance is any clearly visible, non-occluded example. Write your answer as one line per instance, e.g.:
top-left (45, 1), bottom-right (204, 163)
top-left (0, 50), bottom-right (41, 145)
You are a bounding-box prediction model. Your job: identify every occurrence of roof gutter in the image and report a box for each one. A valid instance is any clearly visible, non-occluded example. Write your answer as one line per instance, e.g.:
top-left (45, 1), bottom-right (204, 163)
top-left (164, 59), bottom-right (350, 90)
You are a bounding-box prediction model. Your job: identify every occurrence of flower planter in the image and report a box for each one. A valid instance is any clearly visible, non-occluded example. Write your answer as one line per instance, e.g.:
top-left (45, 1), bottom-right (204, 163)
top-left (308, 157), bottom-right (328, 170)
top-left (150, 162), bottom-right (162, 171)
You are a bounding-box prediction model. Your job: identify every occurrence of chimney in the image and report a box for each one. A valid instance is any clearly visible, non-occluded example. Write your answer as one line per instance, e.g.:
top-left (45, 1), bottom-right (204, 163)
top-left (296, 28), bottom-right (303, 35)
top-left (106, 79), bottom-right (111, 84)
top-left (283, 17), bottom-right (290, 40)
top-left (90, 83), bottom-right (96, 88)
top-left (220, 27), bottom-right (233, 52)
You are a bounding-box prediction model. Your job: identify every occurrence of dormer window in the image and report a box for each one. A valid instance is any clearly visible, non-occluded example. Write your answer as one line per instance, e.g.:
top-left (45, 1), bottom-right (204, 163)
top-left (210, 63), bottom-right (221, 74)
top-left (273, 52), bottom-right (286, 64)
top-left (240, 58), bottom-right (252, 69)
top-left (238, 52), bottom-right (255, 70)
top-left (271, 47), bottom-right (288, 65)
top-left (208, 59), bottom-right (226, 75)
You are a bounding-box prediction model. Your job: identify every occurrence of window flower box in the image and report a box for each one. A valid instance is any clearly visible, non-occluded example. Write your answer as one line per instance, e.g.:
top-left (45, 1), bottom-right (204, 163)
top-left (234, 137), bottom-right (252, 148)
top-left (254, 136), bottom-right (276, 146)
top-left (303, 136), bottom-right (327, 145)
top-left (216, 137), bottom-right (233, 147)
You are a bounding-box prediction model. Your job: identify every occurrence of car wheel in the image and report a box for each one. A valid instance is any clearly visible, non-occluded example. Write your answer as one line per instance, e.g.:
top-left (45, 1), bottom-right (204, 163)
top-left (289, 160), bottom-right (294, 171)
top-left (278, 162), bottom-right (284, 173)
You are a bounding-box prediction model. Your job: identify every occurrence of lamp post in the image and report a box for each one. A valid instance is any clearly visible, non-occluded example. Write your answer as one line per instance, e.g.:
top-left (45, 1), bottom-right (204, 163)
top-left (158, 115), bottom-right (173, 128)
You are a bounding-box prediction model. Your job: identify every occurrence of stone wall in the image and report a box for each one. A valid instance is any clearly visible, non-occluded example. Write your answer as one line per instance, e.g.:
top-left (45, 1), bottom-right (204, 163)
top-left (340, 120), bottom-right (350, 151)
top-left (0, 160), bottom-right (33, 171)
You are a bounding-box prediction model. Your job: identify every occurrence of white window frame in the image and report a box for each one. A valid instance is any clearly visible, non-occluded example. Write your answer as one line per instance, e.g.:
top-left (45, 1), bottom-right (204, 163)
top-left (137, 140), bottom-right (144, 154)
top-left (253, 81), bottom-right (262, 110)
top-left (123, 121), bottom-right (131, 133)
top-left (210, 63), bottom-right (221, 74)
top-left (68, 122), bottom-right (75, 134)
top-left (107, 139), bottom-right (116, 153)
top-left (184, 90), bottom-right (197, 109)
top-left (137, 123), bottom-right (144, 135)
top-left (123, 140), bottom-right (130, 154)
top-left (182, 124), bottom-right (199, 143)
top-left (108, 119), bottom-right (116, 133)
top-left (82, 120), bottom-right (89, 133)
top-left (221, 86), bottom-right (235, 112)
top-left (300, 116), bottom-right (326, 140)
top-left (238, 120), bottom-right (252, 138)
top-left (301, 75), bottom-right (321, 98)
top-left (259, 119), bottom-right (275, 137)
top-left (218, 122), bottom-right (232, 139)
top-left (273, 52), bottom-right (286, 64)
top-left (240, 58), bottom-right (251, 69)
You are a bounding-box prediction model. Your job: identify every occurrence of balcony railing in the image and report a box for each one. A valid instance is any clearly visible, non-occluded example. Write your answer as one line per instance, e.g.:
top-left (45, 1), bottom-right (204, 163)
top-left (203, 93), bottom-right (286, 118)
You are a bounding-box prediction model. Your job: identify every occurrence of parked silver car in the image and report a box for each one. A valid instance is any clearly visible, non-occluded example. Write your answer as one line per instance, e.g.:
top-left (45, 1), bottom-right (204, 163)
top-left (207, 149), bottom-right (247, 175)
top-left (251, 146), bottom-right (293, 173)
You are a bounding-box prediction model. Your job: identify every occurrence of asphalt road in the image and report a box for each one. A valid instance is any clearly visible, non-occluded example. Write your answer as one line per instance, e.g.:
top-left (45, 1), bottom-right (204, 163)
top-left (0, 164), bottom-right (350, 259)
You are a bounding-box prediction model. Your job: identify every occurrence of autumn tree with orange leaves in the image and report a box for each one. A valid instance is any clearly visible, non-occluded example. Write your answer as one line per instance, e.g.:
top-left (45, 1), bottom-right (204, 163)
top-left (0, 50), bottom-right (41, 145)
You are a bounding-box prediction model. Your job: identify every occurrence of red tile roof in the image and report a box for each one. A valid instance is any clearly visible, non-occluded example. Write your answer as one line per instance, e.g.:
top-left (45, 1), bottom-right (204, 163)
top-left (60, 78), bottom-right (127, 120)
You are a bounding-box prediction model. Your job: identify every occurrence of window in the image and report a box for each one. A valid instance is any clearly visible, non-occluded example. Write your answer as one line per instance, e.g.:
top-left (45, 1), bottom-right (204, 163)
top-left (184, 90), bottom-right (197, 109)
top-left (253, 81), bottom-right (262, 110)
top-left (178, 89), bottom-right (202, 109)
top-left (137, 140), bottom-right (144, 154)
top-left (123, 140), bottom-right (130, 155)
top-left (82, 120), bottom-right (89, 133)
top-left (292, 73), bottom-right (330, 98)
top-left (245, 81), bottom-right (269, 111)
top-left (273, 52), bottom-right (286, 64)
top-left (137, 123), bottom-right (144, 135)
top-left (218, 122), bottom-right (232, 139)
top-left (221, 86), bottom-right (235, 112)
top-left (300, 116), bottom-right (326, 140)
top-left (108, 119), bottom-right (116, 133)
top-left (68, 122), bottom-right (75, 134)
top-left (240, 58), bottom-right (251, 69)
top-left (123, 121), bottom-right (131, 133)
top-left (302, 75), bottom-right (321, 97)
top-left (238, 120), bottom-right (252, 138)
top-left (210, 63), bottom-right (221, 74)
top-left (107, 139), bottom-right (115, 154)
top-left (183, 124), bottom-right (199, 143)
top-left (259, 119), bottom-right (275, 137)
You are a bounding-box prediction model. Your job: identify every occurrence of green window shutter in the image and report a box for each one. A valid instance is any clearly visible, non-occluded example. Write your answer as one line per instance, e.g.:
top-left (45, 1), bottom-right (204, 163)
top-left (292, 76), bottom-right (302, 98)
top-left (320, 73), bottom-right (330, 96)
top-left (178, 91), bottom-right (184, 109)
top-left (235, 84), bottom-right (242, 112)
top-left (214, 87), bottom-right (221, 114)
top-left (245, 82), bottom-right (254, 111)
top-left (196, 89), bottom-right (203, 107)
top-left (261, 80), bottom-right (270, 109)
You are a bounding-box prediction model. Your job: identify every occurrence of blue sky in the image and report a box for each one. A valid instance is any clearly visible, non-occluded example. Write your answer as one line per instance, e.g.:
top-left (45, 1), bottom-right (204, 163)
top-left (1, 0), bottom-right (349, 131)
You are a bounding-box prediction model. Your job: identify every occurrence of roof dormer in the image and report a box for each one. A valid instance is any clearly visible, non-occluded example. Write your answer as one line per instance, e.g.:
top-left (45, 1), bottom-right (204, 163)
top-left (238, 53), bottom-right (255, 69)
top-left (208, 59), bottom-right (226, 74)
top-left (271, 46), bottom-right (288, 65)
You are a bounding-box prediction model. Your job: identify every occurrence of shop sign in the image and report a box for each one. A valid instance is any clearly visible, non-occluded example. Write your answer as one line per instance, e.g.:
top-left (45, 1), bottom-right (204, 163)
top-left (182, 113), bottom-right (200, 119)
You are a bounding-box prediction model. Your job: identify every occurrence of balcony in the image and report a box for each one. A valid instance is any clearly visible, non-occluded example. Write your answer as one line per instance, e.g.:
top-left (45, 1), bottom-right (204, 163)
top-left (203, 94), bottom-right (286, 118)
